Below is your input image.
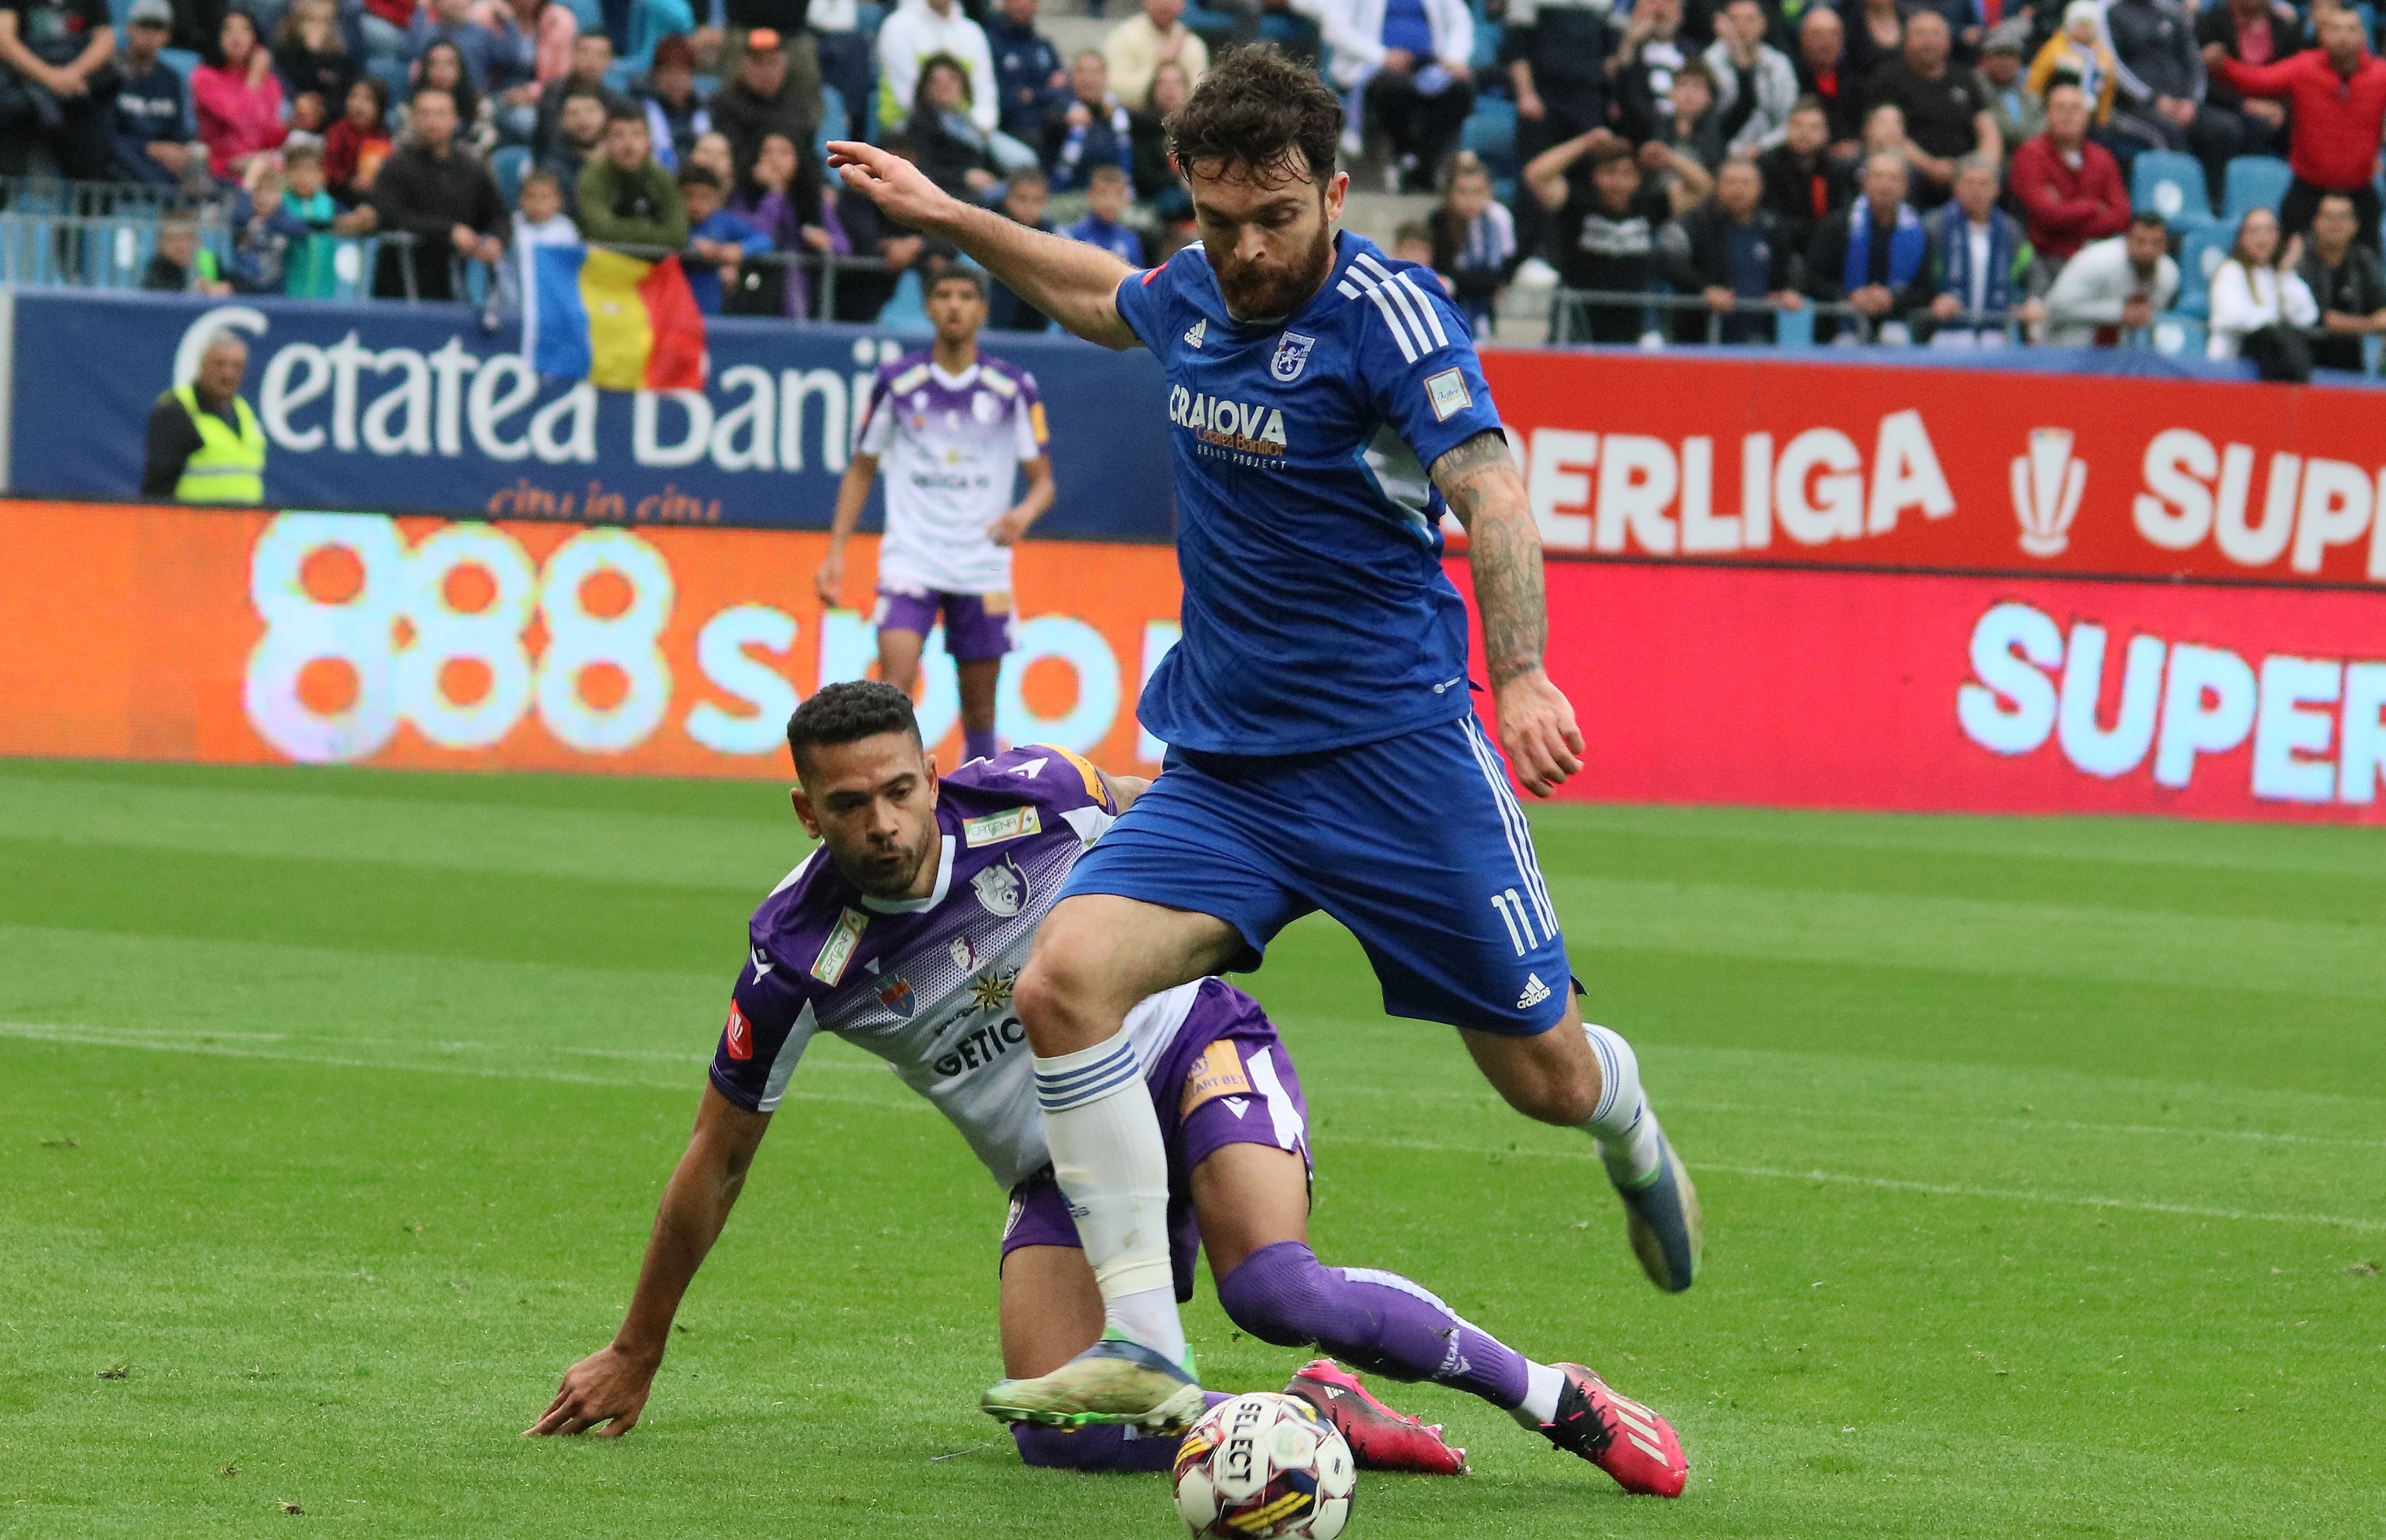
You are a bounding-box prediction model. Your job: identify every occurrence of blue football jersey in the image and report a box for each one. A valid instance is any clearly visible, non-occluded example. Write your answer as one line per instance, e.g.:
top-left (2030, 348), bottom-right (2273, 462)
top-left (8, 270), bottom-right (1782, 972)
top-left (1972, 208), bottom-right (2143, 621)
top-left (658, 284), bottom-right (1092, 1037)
top-left (1114, 232), bottom-right (1507, 757)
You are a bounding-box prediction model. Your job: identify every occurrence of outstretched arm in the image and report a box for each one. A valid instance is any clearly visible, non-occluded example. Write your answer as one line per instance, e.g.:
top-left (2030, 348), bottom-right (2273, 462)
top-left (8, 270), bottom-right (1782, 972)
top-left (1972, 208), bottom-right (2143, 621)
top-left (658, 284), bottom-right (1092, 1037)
top-left (526, 1084), bottom-right (772, 1436)
top-left (826, 140), bottom-right (1140, 350)
top-left (1433, 430), bottom-right (1585, 797)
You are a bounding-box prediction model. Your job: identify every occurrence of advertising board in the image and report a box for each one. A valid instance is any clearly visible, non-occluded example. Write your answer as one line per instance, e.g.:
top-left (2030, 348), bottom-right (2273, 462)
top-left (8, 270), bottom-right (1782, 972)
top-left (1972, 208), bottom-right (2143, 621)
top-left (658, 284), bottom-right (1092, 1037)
top-left (1481, 351), bottom-right (2386, 589)
top-left (0, 500), bottom-right (1182, 777)
top-left (6, 499), bottom-right (2377, 823)
top-left (1452, 558), bottom-right (2386, 823)
top-left (2, 291), bottom-right (1173, 541)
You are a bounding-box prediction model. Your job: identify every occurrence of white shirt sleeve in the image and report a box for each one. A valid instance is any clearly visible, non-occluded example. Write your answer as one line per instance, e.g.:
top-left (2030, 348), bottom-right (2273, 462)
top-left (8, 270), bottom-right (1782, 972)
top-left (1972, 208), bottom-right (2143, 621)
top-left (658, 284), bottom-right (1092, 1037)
top-left (857, 384), bottom-right (897, 456)
top-left (1011, 399), bottom-right (1041, 460)
top-left (2280, 270), bottom-right (2320, 327)
top-left (2206, 261), bottom-right (2261, 340)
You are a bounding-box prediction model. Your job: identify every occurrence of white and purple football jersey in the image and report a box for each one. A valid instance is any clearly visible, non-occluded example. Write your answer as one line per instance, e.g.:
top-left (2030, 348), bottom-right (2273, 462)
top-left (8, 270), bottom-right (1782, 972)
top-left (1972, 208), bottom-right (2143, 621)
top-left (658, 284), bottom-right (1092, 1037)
top-left (855, 351), bottom-right (1050, 596)
top-left (711, 745), bottom-right (1197, 1188)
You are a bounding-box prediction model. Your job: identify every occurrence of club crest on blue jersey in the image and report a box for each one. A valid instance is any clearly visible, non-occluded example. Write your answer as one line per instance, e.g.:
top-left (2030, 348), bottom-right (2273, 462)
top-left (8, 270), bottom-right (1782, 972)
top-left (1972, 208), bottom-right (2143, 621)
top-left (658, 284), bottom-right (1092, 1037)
top-left (1271, 332), bottom-right (1317, 382)
top-left (878, 974), bottom-right (917, 1018)
top-left (971, 856), bottom-right (1030, 918)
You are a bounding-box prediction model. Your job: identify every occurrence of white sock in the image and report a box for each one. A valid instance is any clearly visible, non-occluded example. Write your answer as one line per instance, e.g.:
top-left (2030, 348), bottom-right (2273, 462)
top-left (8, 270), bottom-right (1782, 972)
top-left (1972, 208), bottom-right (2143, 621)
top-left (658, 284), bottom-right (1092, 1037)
top-left (1581, 1021), bottom-right (1663, 1189)
top-left (1033, 1029), bottom-right (1185, 1363)
top-left (1510, 1361), bottom-right (1566, 1428)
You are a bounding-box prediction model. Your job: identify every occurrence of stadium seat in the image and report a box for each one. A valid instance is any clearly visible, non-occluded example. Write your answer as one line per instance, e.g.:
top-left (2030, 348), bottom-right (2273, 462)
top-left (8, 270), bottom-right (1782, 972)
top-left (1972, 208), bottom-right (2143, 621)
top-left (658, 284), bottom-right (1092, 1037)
top-left (2131, 151), bottom-right (2212, 228)
top-left (366, 56), bottom-right (409, 106)
top-left (815, 83), bottom-right (847, 166)
top-left (159, 45), bottom-right (199, 79)
top-left (1471, 18), bottom-right (1502, 72)
top-left (492, 145), bottom-right (530, 208)
top-left (876, 266), bottom-right (929, 330)
top-left (562, 0), bottom-right (603, 30)
top-left (1461, 96), bottom-right (1518, 181)
top-left (2150, 312), bottom-right (2206, 356)
top-left (2221, 155), bottom-right (2293, 225)
top-left (2173, 225), bottom-right (2231, 319)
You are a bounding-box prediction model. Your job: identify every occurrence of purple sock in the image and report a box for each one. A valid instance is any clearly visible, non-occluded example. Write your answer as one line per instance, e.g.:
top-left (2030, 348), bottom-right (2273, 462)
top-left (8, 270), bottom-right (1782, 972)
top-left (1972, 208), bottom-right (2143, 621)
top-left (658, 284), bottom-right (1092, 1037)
top-left (1217, 1241), bottom-right (1530, 1410)
top-left (962, 727), bottom-right (999, 763)
top-left (1010, 1393), bottom-right (1232, 1472)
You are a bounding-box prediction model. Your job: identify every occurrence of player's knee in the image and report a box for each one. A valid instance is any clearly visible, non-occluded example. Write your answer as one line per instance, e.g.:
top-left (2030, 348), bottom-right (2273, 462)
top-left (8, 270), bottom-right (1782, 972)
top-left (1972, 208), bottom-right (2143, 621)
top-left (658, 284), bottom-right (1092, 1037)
top-left (1217, 1240), bottom-right (1334, 1349)
top-left (1013, 955), bottom-right (1103, 1054)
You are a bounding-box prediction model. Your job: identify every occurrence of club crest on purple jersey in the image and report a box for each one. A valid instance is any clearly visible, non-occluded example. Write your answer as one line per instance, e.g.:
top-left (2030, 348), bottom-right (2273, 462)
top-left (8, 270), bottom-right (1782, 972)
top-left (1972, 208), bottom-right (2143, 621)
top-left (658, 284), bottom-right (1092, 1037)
top-left (1271, 332), bottom-right (1317, 382)
top-left (971, 856), bottom-right (1028, 918)
top-left (878, 974), bottom-right (916, 1019)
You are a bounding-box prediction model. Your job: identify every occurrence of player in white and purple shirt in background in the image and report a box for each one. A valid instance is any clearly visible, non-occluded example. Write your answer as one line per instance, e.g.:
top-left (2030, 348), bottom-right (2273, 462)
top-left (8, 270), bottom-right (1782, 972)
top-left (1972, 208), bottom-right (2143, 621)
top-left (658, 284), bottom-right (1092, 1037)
top-left (817, 269), bottom-right (1054, 767)
top-left (527, 682), bottom-right (1683, 1495)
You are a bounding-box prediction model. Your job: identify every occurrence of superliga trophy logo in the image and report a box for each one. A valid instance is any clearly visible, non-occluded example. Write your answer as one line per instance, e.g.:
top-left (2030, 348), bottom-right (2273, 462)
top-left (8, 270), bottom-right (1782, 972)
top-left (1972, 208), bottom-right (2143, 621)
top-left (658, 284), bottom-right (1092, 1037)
top-left (2010, 427), bottom-right (2086, 558)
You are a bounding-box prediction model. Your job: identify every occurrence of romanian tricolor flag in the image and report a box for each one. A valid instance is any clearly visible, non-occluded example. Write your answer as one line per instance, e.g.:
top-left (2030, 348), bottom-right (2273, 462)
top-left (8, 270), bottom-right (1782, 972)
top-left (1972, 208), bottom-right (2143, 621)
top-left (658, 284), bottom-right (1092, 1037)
top-left (523, 244), bottom-right (707, 392)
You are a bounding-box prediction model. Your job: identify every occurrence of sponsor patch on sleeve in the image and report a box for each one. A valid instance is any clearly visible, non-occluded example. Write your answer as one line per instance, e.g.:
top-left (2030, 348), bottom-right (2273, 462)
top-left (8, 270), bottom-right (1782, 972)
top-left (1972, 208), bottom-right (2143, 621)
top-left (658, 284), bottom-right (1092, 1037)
top-left (811, 907), bottom-right (868, 985)
top-left (1028, 401), bottom-right (1050, 445)
top-left (1424, 367), bottom-right (1472, 422)
top-left (962, 805), bottom-right (1042, 846)
top-left (1180, 1038), bottom-right (1254, 1116)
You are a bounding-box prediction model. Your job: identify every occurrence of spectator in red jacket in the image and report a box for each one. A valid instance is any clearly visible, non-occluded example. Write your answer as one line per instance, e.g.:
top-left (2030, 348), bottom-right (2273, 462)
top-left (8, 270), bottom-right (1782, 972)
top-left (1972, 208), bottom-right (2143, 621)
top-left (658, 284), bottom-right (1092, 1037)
top-left (2205, 6), bottom-right (2386, 252)
top-left (2008, 82), bottom-right (2131, 278)
top-left (191, 9), bottom-right (287, 182)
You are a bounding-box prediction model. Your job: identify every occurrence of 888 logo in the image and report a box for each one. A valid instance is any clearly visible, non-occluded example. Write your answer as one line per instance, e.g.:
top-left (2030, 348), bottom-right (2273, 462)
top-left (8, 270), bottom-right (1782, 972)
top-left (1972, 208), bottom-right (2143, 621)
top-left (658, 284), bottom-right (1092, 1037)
top-left (246, 512), bottom-right (676, 762)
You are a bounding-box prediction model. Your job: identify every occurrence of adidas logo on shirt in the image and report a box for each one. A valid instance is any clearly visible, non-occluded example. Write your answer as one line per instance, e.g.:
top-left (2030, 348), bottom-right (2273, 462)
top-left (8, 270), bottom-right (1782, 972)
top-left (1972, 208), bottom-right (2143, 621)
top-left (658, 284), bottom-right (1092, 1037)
top-left (1516, 974), bottom-right (1551, 1009)
top-left (1183, 318), bottom-right (1206, 349)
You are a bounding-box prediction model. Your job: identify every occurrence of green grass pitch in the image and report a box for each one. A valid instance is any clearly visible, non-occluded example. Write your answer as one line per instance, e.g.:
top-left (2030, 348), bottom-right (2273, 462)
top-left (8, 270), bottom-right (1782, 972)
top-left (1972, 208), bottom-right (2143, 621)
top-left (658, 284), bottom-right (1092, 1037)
top-left (2, 756), bottom-right (2382, 1536)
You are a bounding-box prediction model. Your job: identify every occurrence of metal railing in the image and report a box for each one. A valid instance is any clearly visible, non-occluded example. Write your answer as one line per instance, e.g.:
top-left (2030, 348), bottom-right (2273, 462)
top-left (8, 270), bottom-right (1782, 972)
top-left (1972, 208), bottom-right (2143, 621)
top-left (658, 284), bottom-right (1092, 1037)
top-left (0, 204), bottom-right (232, 290)
top-left (1549, 288), bottom-right (2033, 347)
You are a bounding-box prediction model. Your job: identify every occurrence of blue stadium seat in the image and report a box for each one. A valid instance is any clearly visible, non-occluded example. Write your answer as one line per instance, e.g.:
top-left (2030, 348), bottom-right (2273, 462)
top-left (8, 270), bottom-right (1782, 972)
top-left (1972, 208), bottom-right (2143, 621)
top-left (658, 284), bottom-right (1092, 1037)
top-left (2173, 225), bottom-right (2231, 319)
top-left (2131, 150), bottom-right (2211, 226)
top-left (815, 82), bottom-right (847, 165)
top-left (876, 266), bottom-right (929, 330)
top-left (1471, 18), bottom-right (1502, 72)
top-left (492, 145), bottom-right (530, 208)
top-left (1461, 96), bottom-right (1518, 180)
top-left (366, 55), bottom-right (409, 106)
top-left (2221, 155), bottom-right (2293, 225)
top-left (2150, 312), bottom-right (2206, 357)
top-left (562, 0), bottom-right (603, 31)
top-left (159, 45), bottom-right (200, 79)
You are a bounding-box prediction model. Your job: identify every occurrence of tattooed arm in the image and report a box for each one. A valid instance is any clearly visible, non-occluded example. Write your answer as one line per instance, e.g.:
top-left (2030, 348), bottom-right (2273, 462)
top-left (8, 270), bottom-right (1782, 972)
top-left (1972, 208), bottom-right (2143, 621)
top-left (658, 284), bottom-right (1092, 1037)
top-left (1432, 429), bottom-right (1585, 796)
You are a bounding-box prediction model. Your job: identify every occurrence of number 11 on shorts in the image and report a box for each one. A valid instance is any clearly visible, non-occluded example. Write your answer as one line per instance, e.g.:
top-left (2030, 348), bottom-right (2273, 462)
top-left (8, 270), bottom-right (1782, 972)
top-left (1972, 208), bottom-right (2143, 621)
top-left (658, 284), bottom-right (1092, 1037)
top-left (1490, 888), bottom-right (1538, 955)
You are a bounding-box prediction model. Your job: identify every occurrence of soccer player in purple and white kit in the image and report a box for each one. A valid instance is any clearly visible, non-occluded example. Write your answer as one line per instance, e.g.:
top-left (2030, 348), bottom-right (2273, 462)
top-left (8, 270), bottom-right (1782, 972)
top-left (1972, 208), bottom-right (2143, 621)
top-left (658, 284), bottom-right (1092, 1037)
top-left (816, 269), bottom-right (1054, 766)
top-left (526, 683), bottom-right (1682, 1495)
top-left (826, 45), bottom-right (1702, 1479)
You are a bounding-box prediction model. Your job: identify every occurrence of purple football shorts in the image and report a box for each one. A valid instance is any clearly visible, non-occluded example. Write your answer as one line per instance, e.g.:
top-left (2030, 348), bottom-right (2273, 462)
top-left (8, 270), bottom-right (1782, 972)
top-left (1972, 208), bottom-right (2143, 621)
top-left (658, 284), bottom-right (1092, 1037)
top-left (872, 586), bottom-right (1017, 661)
top-left (1001, 979), bottom-right (1312, 1303)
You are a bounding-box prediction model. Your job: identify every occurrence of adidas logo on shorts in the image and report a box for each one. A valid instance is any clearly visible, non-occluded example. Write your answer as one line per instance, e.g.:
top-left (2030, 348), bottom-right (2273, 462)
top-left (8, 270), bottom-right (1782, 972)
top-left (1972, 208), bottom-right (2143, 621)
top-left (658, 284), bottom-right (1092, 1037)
top-left (1516, 974), bottom-right (1551, 1009)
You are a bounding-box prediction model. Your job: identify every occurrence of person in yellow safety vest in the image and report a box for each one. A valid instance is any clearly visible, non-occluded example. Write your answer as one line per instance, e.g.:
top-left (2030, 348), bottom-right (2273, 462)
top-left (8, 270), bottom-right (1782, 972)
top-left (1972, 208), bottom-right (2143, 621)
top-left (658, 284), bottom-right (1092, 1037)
top-left (140, 331), bottom-right (265, 504)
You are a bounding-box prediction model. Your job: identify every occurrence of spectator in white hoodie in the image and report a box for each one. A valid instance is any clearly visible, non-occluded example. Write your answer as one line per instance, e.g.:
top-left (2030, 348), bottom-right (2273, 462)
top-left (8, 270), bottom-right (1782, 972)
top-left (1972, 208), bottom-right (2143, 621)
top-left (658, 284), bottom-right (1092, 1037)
top-left (2042, 212), bottom-right (2180, 344)
top-left (2206, 206), bottom-right (2318, 360)
top-left (877, 0), bottom-right (999, 135)
top-left (1704, 0), bottom-right (1798, 155)
top-left (1322, 0), bottom-right (1475, 191)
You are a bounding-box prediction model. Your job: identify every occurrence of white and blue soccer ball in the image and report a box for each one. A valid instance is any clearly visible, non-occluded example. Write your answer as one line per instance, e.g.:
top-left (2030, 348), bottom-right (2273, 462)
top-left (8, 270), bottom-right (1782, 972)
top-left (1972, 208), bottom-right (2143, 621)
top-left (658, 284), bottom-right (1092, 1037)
top-left (1172, 1391), bottom-right (1355, 1540)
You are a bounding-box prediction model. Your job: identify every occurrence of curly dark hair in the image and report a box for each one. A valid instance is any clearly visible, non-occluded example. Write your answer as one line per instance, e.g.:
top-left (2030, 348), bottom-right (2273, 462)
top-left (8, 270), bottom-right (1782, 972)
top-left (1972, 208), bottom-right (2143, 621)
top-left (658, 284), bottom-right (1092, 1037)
top-left (785, 680), bottom-right (921, 774)
top-left (1166, 45), bottom-right (1342, 191)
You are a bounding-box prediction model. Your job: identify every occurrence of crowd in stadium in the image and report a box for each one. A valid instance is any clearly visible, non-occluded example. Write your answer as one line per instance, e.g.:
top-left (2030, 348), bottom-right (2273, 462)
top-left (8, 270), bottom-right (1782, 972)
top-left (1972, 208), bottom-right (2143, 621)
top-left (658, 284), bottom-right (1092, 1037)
top-left (2, 0), bottom-right (2384, 361)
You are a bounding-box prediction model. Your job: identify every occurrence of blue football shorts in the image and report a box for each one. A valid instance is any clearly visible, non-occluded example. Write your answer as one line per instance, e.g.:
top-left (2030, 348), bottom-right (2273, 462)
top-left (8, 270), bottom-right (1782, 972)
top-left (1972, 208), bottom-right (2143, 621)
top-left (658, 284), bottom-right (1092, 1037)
top-left (1060, 714), bottom-right (1573, 1036)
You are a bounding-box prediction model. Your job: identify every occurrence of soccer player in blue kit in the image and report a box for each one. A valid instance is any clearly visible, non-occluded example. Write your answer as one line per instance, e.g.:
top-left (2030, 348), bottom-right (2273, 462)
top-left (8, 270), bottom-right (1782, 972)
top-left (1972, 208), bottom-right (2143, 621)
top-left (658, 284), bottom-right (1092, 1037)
top-left (826, 45), bottom-right (1702, 1441)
